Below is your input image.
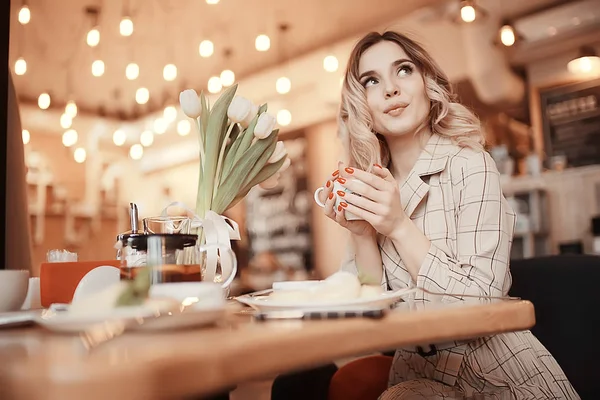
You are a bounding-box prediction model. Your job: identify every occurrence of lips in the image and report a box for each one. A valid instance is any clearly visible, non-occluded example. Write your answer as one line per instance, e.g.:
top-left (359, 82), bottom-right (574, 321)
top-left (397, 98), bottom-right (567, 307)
top-left (384, 103), bottom-right (408, 115)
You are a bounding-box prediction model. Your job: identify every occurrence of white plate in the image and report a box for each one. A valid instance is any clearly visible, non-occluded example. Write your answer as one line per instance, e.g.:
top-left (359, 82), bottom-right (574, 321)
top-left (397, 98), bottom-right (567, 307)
top-left (131, 304), bottom-right (226, 331)
top-left (235, 287), bottom-right (418, 312)
top-left (72, 266), bottom-right (120, 303)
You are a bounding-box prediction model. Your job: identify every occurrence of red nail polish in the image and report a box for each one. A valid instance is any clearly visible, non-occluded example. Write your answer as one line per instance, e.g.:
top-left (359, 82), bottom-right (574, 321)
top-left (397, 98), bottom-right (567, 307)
top-left (337, 177), bottom-right (346, 184)
top-left (326, 181), bottom-right (331, 188)
top-left (340, 202), bottom-right (348, 208)
top-left (337, 190), bottom-right (345, 197)
top-left (337, 205), bottom-right (342, 212)
top-left (328, 192), bottom-right (334, 199)
top-left (332, 170), bottom-right (339, 177)
top-left (374, 163), bottom-right (382, 168)
top-left (345, 167), bottom-right (354, 174)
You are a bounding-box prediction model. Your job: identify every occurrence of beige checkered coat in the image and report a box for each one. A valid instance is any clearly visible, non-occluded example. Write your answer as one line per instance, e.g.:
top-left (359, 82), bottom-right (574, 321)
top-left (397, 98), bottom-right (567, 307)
top-left (342, 135), bottom-right (579, 399)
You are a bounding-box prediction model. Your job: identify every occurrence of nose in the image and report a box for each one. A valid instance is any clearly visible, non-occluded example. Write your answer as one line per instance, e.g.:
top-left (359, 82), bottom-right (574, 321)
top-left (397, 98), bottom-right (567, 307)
top-left (385, 84), bottom-right (400, 98)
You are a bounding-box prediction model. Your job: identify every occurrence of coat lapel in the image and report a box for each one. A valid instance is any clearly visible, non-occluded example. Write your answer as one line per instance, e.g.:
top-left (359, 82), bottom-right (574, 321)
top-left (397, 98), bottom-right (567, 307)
top-left (400, 135), bottom-right (451, 217)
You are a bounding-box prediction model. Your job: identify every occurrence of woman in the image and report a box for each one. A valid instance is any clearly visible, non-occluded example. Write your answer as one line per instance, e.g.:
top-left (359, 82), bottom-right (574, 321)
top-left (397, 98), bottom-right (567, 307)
top-left (313, 31), bottom-right (578, 399)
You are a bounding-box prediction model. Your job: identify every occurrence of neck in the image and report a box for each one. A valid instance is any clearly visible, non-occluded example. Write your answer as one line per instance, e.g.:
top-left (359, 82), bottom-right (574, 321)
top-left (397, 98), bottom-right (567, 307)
top-left (385, 129), bottom-right (432, 182)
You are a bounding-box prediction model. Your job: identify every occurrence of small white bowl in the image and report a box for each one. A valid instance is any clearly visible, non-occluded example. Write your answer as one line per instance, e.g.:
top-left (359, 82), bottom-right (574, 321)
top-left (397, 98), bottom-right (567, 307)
top-left (0, 270), bottom-right (30, 312)
top-left (72, 266), bottom-right (120, 303)
top-left (149, 282), bottom-right (224, 309)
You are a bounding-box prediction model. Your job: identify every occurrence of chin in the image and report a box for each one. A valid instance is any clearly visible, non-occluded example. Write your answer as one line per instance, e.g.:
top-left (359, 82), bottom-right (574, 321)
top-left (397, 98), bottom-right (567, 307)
top-left (379, 120), bottom-right (420, 137)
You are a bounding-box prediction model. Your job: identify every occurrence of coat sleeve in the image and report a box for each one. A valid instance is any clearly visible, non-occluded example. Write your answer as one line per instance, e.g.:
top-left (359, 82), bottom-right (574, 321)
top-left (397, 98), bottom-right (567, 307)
top-left (416, 151), bottom-right (516, 303)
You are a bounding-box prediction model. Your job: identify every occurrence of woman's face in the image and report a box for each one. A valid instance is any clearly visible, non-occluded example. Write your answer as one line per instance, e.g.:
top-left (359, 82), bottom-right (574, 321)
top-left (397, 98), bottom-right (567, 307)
top-left (358, 41), bottom-right (430, 137)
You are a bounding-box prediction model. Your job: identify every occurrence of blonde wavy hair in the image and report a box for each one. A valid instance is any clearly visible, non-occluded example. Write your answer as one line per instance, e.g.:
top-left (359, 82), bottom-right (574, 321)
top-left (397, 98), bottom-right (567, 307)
top-left (339, 31), bottom-right (485, 171)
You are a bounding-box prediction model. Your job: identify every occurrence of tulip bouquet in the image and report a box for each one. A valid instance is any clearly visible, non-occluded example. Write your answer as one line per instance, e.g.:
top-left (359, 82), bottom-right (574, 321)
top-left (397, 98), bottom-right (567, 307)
top-left (179, 84), bottom-right (290, 219)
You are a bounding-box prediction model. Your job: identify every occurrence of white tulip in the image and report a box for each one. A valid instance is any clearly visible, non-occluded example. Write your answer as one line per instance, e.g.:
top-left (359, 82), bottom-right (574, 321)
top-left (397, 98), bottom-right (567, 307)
top-left (179, 89), bottom-right (202, 118)
top-left (278, 157), bottom-right (291, 173)
top-left (228, 96), bottom-right (258, 128)
top-left (254, 112), bottom-right (277, 139)
top-left (268, 141), bottom-right (287, 163)
top-left (259, 172), bottom-right (280, 189)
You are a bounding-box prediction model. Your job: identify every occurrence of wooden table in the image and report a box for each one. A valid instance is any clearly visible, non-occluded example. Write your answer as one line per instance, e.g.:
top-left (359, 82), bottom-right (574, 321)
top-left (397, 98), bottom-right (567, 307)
top-left (0, 299), bottom-right (535, 400)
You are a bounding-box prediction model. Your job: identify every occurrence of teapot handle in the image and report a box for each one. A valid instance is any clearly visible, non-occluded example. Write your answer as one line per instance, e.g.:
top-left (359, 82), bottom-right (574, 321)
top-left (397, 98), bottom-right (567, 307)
top-left (199, 243), bottom-right (238, 289)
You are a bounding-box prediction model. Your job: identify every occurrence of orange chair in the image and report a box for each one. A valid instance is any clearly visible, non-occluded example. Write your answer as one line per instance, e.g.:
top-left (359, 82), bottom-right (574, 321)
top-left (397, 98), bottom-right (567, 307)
top-left (40, 260), bottom-right (120, 307)
top-left (328, 355), bottom-right (394, 400)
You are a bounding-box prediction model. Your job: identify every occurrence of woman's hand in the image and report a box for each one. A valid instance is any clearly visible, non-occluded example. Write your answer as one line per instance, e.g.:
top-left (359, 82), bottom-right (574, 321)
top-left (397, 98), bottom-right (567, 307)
top-left (336, 162), bottom-right (407, 238)
top-left (317, 169), bottom-right (376, 237)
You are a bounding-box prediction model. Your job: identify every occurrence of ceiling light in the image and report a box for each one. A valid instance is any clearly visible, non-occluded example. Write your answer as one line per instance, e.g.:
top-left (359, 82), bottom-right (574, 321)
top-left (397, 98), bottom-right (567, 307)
top-left (38, 93), bottom-right (50, 109)
top-left (199, 40), bottom-right (214, 57)
top-left (164, 106), bottom-right (178, 122)
top-left (163, 64), bottom-right (177, 81)
top-left (129, 144), bottom-right (144, 160)
top-left (126, 63), bottom-right (139, 80)
top-left (177, 120), bottom-right (191, 136)
top-left (120, 17), bottom-right (134, 36)
top-left (22, 129), bottom-right (30, 145)
top-left (14, 58), bottom-right (27, 75)
top-left (140, 130), bottom-right (154, 147)
top-left (62, 129), bottom-right (78, 147)
top-left (220, 69), bottom-right (235, 87)
top-left (154, 118), bottom-right (168, 134)
top-left (499, 25), bottom-right (516, 46)
top-left (87, 28), bottom-right (100, 47)
top-left (255, 34), bottom-right (270, 51)
top-left (113, 130), bottom-right (127, 146)
top-left (208, 76), bottom-right (222, 94)
top-left (206, 0), bottom-right (220, 3)
top-left (136, 88), bottom-right (149, 104)
top-left (92, 60), bottom-right (105, 77)
top-left (567, 46), bottom-right (600, 75)
top-left (277, 109), bottom-right (292, 126)
top-left (74, 148), bottom-right (87, 163)
top-left (323, 55), bottom-right (339, 72)
top-left (60, 113), bottom-right (72, 129)
top-left (276, 76), bottom-right (291, 94)
top-left (18, 6), bottom-right (30, 25)
top-left (65, 101), bottom-right (77, 117)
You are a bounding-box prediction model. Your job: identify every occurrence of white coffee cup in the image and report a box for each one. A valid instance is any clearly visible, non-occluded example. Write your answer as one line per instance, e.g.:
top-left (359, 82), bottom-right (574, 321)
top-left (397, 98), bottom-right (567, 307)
top-left (313, 178), bottom-right (363, 221)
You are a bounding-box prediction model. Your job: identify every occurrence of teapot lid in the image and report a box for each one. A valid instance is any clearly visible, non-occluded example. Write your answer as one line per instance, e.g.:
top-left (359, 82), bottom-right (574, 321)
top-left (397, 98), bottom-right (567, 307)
top-left (118, 233), bottom-right (197, 251)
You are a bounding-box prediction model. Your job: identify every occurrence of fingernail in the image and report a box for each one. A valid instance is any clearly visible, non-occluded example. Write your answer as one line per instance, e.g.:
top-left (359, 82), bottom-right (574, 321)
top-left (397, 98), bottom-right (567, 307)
top-left (332, 170), bottom-right (339, 177)
top-left (345, 167), bottom-right (354, 174)
top-left (337, 177), bottom-right (346, 184)
top-left (326, 181), bottom-right (331, 188)
top-left (340, 202), bottom-right (348, 208)
top-left (337, 205), bottom-right (342, 212)
top-left (374, 163), bottom-right (382, 168)
top-left (328, 192), bottom-right (334, 199)
top-left (337, 190), bottom-right (345, 197)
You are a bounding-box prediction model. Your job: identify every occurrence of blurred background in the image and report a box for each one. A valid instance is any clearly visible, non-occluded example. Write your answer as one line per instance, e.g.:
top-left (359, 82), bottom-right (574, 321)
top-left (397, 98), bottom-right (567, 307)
top-left (7, 0), bottom-right (600, 292)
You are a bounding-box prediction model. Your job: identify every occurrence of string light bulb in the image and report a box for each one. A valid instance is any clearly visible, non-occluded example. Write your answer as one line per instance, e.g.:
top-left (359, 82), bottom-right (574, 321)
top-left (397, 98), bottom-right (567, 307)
top-left (119, 17), bottom-right (133, 36)
top-left (87, 27), bottom-right (100, 47)
top-left (276, 77), bottom-right (291, 94)
top-left (14, 58), bottom-right (27, 75)
top-left (323, 55), bottom-right (339, 72)
top-left (62, 129), bottom-right (78, 147)
top-left (113, 130), bottom-right (127, 146)
top-left (177, 120), bottom-right (191, 136)
top-left (255, 34), bottom-right (270, 51)
top-left (74, 148), bottom-right (87, 163)
top-left (129, 144), bottom-right (144, 160)
top-left (199, 40), bottom-right (214, 57)
top-left (38, 93), bottom-right (50, 109)
top-left (135, 88), bottom-right (149, 104)
top-left (499, 25), bottom-right (516, 46)
top-left (208, 76), bottom-right (222, 94)
top-left (140, 130), bottom-right (154, 147)
top-left (277, 109), bottom-right (292, 126)
top-left (60, 113), bottom-right (72, 129)
top-left (154, 118), bottom-right (167, 134)
top-left (126, 63), bottom-right (139, 80)
top-left (22, 129), bottom-right (30, 145)
top-left (92, 60), bottom-right (105, 76)
top-left (65, 101), bottom-right (77, 117)
top-left (163, 64), bottom-right (177, 81)
top-left (220, 69), bottom-right (235, 87)
top-left (18, 5), bottom-right (30, 25)
top-left (163, 106), bottom-right (177, 122)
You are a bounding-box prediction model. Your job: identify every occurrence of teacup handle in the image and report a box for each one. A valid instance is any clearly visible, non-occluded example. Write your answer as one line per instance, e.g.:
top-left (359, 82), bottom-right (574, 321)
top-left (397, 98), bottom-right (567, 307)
top-left (313, 187), bottom-right (326, 207)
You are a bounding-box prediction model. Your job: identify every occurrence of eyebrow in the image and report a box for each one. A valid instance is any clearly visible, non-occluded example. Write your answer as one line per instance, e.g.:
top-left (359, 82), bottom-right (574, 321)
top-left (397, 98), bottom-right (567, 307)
top-left (358, 58), bottom-right (413, 81)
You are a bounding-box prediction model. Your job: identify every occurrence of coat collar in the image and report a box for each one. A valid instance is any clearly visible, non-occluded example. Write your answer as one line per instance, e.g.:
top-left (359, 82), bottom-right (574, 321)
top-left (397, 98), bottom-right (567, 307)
top-left (400, 135), bottom-right (452, 217)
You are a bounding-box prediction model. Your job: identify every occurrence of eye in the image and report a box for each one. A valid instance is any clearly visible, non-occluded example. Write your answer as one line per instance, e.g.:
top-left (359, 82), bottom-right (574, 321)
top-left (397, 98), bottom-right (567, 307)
top-left (362, 77), bottom-right (378, 88)
top-left (397, 64), bottom-right (414, 77)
